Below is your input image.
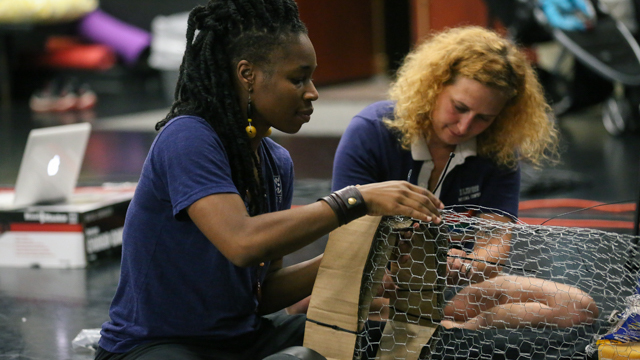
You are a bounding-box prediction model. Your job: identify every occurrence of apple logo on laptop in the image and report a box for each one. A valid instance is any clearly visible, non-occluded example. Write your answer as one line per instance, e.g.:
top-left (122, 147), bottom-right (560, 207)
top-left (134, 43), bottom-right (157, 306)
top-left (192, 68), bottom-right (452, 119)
top-left (47, 155), bottom-right (61, 176)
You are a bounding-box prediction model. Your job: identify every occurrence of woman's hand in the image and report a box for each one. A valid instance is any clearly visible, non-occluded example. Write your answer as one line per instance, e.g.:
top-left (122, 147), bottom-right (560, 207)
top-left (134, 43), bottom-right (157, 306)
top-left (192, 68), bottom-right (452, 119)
top-left (357, 181), bottom-right (444, 224)
top-left (447, 248), bottom-right (469, 285)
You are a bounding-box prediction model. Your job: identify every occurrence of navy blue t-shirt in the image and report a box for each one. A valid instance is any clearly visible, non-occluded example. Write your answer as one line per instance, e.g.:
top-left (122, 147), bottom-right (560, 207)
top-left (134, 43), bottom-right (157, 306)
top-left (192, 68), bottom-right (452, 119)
top-left (99, 116), bottom-right (294, 353)
top-left (332, 101), bottom-right (520, 218)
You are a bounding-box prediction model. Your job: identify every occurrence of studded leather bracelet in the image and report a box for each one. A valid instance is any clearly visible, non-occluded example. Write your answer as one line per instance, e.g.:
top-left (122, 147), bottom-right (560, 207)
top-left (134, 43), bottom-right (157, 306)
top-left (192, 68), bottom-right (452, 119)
top-left (319, 185), bottom-right (368, 226)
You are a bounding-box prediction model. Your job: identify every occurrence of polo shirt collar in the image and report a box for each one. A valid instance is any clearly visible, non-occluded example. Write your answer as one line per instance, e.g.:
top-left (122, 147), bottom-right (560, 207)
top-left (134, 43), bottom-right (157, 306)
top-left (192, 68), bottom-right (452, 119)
top-left (410, 136), bottom-right (477, 162)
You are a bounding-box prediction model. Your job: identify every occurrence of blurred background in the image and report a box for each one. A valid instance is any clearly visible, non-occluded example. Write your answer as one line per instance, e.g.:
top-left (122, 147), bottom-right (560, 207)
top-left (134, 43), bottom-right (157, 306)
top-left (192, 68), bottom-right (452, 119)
top-left (0, 0), bottom-right (639, 358)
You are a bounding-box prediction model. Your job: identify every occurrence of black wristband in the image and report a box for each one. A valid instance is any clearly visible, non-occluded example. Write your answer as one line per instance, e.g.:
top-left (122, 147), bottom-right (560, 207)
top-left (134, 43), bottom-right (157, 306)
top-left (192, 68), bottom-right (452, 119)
top-left (334, 185), bottom-right (368, 224)
top-left (319, 193), bottom-right (347, 225)
top-left (318, 185), bottom-right (367, 226)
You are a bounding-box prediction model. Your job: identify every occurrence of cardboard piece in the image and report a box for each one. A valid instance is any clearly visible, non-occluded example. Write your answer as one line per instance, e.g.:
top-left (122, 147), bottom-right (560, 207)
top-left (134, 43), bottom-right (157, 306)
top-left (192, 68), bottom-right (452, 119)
top-left (378, 321), bottom-right (437, 360)
top-left (304, 215), bottom-right (383, 360)
top-left (387, 225), bottom-right (447, 327)
top-left (304, 216), bottom-right (445, 360)
top-left (376, 223), bottom-right (446, 360)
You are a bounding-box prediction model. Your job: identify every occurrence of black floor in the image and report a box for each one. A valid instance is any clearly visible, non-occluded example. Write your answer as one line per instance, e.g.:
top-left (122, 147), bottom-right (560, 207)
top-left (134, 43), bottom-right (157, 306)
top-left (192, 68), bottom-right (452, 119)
top-left (0, 69), bottom-right (639, 359)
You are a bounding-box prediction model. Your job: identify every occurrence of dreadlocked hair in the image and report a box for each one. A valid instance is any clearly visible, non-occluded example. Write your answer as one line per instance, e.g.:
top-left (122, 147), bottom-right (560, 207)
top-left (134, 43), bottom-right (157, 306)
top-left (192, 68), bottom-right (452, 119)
top-left (155, 0), bottom-right (307, 216)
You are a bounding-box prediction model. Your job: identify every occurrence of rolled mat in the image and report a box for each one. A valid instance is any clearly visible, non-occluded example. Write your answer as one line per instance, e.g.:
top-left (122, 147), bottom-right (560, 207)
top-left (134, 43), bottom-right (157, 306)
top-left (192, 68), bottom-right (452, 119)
top-left (78, 9), bottom-right (151, 65)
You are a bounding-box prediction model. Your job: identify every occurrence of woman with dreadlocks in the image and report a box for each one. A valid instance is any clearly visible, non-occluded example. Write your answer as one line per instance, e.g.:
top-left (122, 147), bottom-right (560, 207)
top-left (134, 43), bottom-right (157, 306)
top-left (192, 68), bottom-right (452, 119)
top-left (95, 0), bottom-right (442, 359)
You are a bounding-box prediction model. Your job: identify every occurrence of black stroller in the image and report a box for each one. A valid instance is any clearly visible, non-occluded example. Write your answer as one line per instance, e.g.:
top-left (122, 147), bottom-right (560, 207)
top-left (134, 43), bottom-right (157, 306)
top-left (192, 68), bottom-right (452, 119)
top-left (487, 0), bottom-right (640, 136)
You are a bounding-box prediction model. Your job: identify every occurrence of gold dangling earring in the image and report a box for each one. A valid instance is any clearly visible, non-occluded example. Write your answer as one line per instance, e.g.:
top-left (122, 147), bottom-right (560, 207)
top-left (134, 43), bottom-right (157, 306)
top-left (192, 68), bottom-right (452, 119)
top-left (265, 127), bottom-right (272, 136)
top-left (246, 94), bottom-right (256, 138)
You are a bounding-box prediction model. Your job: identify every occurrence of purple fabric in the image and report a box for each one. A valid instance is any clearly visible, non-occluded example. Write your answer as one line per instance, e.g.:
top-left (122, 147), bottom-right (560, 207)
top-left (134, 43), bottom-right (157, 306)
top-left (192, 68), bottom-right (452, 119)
top-left (78, 9), bottom-right (151, 65)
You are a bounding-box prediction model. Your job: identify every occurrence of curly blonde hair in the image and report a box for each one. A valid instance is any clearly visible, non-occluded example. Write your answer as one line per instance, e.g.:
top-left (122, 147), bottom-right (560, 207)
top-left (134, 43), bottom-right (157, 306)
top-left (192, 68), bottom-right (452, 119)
top-left (386, 26), bottom-right (559, 168)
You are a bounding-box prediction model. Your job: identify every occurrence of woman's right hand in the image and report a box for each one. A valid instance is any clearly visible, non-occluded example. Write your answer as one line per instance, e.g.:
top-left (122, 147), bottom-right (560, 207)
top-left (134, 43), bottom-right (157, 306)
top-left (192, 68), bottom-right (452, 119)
top-left (357, 181), bottom-right (444, 224)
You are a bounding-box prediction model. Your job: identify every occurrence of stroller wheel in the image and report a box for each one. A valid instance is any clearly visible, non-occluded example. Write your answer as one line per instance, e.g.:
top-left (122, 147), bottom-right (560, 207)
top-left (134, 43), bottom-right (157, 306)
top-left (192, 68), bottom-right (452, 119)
top-left (602, 97), bottom-right (630, 136)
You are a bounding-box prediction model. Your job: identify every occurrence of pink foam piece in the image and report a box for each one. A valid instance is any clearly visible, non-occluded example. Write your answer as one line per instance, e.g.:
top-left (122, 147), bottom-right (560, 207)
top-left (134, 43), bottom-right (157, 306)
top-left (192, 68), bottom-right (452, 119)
top-left (78, 9), bottom-right (151, 66)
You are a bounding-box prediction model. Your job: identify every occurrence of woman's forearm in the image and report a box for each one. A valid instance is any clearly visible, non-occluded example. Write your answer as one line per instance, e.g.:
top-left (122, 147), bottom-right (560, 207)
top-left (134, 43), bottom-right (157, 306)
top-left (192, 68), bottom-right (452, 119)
top-left (259, 254), bottom-right (323, 314)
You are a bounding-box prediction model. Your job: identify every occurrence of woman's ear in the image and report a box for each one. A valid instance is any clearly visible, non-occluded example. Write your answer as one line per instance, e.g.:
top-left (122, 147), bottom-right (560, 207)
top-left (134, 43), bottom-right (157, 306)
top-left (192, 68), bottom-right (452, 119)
top-left (236, 60), bottom-right (254, 91)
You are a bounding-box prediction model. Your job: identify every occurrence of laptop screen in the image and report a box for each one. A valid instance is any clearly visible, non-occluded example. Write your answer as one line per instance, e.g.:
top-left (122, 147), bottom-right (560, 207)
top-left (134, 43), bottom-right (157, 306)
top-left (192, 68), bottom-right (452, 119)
top-left (4, 123), bottom-right (92, 209)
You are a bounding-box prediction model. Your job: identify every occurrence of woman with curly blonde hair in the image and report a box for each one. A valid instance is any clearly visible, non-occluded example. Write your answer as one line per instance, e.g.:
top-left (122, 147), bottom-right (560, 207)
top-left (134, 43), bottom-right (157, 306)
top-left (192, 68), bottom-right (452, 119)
top-left (331, 26), bottom-right (598, 331)
top-left (387, 26), bottom-right (558, 169)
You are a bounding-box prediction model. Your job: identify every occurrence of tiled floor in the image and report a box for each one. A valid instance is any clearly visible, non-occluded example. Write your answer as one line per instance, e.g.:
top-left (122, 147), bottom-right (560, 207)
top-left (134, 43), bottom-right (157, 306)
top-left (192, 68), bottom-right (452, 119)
top-left (0, 68), bottom-right (639, 359)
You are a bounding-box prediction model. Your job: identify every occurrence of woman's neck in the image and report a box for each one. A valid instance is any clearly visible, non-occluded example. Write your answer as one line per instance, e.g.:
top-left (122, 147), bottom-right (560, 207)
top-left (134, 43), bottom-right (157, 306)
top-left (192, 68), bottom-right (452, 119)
top-left (426, 134), bottom-right (456, 160)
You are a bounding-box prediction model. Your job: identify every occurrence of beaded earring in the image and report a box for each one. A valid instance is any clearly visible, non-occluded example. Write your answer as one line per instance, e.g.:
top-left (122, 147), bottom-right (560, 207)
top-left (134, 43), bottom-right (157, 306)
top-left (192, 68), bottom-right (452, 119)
top-left (246, 95), bottom-right (256, 138)
top-left (265, 127), bottom-right (272, 136)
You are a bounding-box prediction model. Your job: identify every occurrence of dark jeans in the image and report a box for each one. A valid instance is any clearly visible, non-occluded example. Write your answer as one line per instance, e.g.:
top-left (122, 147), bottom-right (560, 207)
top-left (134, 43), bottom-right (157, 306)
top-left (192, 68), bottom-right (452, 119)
top-left (95, 312), bottom-right (305, 360)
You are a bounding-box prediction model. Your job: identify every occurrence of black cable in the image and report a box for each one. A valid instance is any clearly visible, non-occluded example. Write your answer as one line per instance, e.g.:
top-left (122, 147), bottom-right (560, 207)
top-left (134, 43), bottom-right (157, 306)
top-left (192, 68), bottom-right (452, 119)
top-left (432, 152), bottom-right (455, 194)
top-left (537, 198), bottom-right (637, 275)
top-left (539, 198), bottom-right (635, 225)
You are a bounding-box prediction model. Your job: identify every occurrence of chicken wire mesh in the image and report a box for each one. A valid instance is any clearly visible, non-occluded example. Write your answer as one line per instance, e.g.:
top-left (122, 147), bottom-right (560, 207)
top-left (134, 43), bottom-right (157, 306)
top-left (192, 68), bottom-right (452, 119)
top-left (349, 205), bottom-right (640, 360)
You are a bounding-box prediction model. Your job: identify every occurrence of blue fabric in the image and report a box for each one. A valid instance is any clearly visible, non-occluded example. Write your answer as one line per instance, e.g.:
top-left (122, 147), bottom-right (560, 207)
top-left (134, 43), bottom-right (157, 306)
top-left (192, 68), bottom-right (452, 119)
top-left (541, 0), bottom-right (593, 31)
top-left (331, 101), bottom-right (520, 218)
top-left (99, 116), bottom-right (294, 354)
top-left (96, 313), bottom-right (307, 360)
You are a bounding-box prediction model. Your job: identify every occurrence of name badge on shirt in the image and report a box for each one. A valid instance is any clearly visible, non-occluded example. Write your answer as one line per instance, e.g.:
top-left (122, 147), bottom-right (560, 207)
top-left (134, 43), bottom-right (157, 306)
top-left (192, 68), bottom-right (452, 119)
top-left (274, 176), bottom-right (283, 205)
top-left (458, 185), bottom-right (480, 202)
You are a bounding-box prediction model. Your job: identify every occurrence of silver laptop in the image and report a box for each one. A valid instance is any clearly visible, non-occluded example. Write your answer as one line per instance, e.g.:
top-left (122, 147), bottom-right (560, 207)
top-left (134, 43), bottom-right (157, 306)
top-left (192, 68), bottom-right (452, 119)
top-left (0, 123), bottom-right (92, 209)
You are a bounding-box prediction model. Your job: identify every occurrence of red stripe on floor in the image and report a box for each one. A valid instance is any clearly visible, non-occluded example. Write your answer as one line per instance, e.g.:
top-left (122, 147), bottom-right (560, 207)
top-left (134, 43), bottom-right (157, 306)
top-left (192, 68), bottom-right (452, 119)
top-left (518, 217), bottom-right (634, 229)
top-left (519, 199), bottom-right (636, 212)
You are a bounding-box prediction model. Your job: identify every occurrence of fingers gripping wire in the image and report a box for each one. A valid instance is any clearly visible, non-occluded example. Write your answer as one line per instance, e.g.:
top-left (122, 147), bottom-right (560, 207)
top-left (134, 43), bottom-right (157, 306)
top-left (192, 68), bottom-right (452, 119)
top-left (393, 213), bottom-right (536, 275)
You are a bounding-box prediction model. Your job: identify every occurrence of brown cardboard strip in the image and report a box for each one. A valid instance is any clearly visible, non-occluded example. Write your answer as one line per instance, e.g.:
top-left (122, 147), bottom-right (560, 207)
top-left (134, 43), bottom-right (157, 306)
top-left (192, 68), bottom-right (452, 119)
top-left (304, 215), bottom-right (383, 359)
top-left (304, 216), bottom-right (444, 359)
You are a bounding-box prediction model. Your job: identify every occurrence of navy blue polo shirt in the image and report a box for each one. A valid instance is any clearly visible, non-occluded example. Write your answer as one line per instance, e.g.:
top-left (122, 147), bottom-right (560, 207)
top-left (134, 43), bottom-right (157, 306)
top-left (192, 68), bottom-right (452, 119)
top-left (332, 101), bottom-right (520, 218)
top-left (99, 116), bottom-right (294, 353)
